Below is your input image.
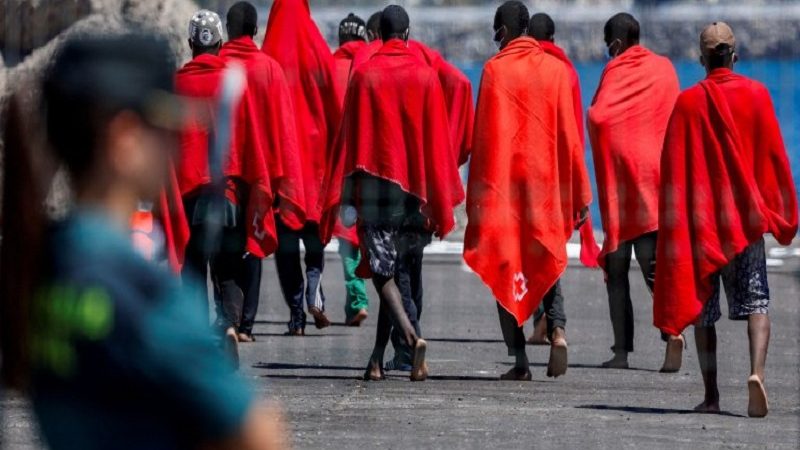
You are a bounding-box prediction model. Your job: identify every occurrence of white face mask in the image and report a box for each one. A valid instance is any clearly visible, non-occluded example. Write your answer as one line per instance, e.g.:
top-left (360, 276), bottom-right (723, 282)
top-left (493, 25), bottom-right (506, 51)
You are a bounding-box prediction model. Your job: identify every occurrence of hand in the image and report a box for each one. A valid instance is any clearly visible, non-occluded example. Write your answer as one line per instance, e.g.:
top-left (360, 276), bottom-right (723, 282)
top-left (339, 205), bottom-right (358, 228)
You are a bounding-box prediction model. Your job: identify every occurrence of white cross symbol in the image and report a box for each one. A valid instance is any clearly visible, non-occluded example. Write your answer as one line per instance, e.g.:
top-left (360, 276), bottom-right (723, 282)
top-left (512, 272), bottom-right (528, 302)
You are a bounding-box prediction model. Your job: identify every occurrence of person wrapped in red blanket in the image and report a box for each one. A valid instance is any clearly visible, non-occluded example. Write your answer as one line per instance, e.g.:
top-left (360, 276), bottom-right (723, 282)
top-left (464, 2), bottom-right (593, 382)
top-left (525, 12), bottom-right (601, 346)
top-left (331, 13), bottom-right (371, 327)
top-left (263, 0), bottom-right (342, 333)
top-left (175, 9), bottom-right (276, 354)
top-left (655, 22), bottom-right (797, 417)
top-left (320, 6), bottom-right (464, 382)
top-left (219, 1), bottom-right (306, 342)
top-left (586, 13), bottom-right (684, 372)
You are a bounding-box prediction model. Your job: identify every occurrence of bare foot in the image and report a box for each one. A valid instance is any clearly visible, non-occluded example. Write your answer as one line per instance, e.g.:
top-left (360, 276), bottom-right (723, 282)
top-left (223, 327), bottom-right (240, 371)
top-left (410, 339), bottom-right (428, 382)
top-left (693, 400), bottom-right (720, 414)
top-left (500, 367), bottom-right (532, 381)
top-left (345, 309), bottom-right (368, 327)
top-left (526, 317), bottom-right (550, 346)
top-left (747, 375), bottom-right (769, 418)
top-left (363, 359), bottom-right (385, 381)
top-left (237, 333), bottom-right (255, 343)
top-left (547, 329), bottom-right (568, 378)
top-left (660, 334), bottom-right (684, 373)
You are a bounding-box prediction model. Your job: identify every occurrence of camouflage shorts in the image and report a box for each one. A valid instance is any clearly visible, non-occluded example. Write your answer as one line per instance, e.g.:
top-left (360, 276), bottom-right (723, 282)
top-left (699, 238), bottom-right (770, 327)
top-left (359, 223), bottom-right (431, 278)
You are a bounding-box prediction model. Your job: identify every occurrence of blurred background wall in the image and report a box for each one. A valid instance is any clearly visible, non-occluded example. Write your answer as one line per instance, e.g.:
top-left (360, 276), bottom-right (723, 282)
top-left (1, 0), bottom-right (799, 227)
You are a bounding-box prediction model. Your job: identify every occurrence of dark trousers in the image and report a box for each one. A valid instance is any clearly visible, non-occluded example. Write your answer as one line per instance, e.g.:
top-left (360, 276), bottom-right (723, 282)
top-left (498, 281), bottom-right (566, 354)
top-left (388, 231), bottom-right (429, 363)
top-left (237, 255), bottom-right (262, 336)
top-left (275, 218), bottom-right (326, 332)
top-left (604, 231), bottom-right (665, 354)
top-left (182, 228), bottom-right (246, 331)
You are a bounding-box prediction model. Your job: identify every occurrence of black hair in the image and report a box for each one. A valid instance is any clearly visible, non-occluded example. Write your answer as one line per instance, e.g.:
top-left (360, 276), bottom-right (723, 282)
top-left (494, 1), bottom-right (529, 41)
top-left (529, 13), bottom-right (555, 42)
top-left (705, 43), bottom-right (735, 70)
top-left (380, 5), bottom-right (409, 41)
top-left (226, 1), bottom-right (258, 39)
top-left (604, 12), bottom-right (640, 45)
top-left (339, 13), bottom-right (366, 45)
top-left (366, 11), bottom-right (382, 37)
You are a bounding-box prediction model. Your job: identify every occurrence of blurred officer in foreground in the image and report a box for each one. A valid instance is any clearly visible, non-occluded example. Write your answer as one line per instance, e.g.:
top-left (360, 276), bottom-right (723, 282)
top-left (0, 32), bottom-right (287, 449)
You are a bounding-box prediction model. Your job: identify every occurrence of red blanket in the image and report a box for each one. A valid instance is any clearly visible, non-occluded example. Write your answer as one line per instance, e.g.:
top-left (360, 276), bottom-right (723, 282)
top-left (320, 39), bottom-right (465, 249)
top-left (587, 45), bottom-right (680, 268)
top-left (354, 40), bottom-right (475, 167)
top-left (654, 69), bottom-right (798, 335)
top-left (539, 40), bottom-right (584, 147)
top-left (220, 37), bottom-right (306, 230)
top-left (175, 53), bottom-right (278, 258)
top-left (408, 40), bottom-right (475, 166)
top-left (464, 37), bottom-right (593, 326)
top-left (156, 163), bottom-right (190, 272)
top-left (351, 40), bottom-right (382, 71)
top-left (263, 0), bottom-right (341, 223)
top-left (331, 40), bottom-right (367, 245)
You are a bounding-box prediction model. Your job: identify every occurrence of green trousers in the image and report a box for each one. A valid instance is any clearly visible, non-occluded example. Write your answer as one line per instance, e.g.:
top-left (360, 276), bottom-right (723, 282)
top-left (338, 239), bottom-right (369, 319)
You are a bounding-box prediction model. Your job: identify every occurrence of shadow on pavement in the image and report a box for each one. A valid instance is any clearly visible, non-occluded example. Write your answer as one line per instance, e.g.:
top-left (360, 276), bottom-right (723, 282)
top-left (253, 362), bottom-right (363, 371)
top-left (497, 362), bottom-right (661, 373)
top-left (252, 332), bottom-right (350, 338)
top-left (255, 320), bottom-right (352, 327)
top-left (575, 404), bottom-right (746, 418)
top-left (260, 374), bottom-right (362, 381)
top-left (425, 337), bottom-right (505, 344)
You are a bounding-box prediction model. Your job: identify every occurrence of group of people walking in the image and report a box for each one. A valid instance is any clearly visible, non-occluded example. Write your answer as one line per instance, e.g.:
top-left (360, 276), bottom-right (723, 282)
top-left (1, 0), bottom-right (797, 448)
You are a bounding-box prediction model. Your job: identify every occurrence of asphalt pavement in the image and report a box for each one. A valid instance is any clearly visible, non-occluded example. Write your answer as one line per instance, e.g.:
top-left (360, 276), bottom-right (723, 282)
top-left (2, 253), bottom-right (799, 449)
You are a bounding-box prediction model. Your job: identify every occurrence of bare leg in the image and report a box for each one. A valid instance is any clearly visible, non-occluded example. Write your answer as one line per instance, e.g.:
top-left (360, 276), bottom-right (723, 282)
top-left (366, 276), bottom-right (420, 380)
top-left (747, 314), bottom-right (770, 417)
top-left (364, 293), bottom-right (392, 381)
top-left (748, 314), bottom-right (770, 381)
top-left (694, 325), bottom-right (720, 412)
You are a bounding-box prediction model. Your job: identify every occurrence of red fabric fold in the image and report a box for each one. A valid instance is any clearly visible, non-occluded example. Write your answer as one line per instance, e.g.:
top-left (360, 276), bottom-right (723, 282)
top-left (408, 40), bottom-right (475, 166)
top-left (175, 53), bottom-right (278, 258)
top-left (319, 40), bottom-right (465, 249)
top-left (464, 38), bottom-right (593, 326)
top-left (220, 37), bottom-right (306, 230)
top-left (654, 69), bottom-right (798, 336)
top-left (156, 163), bottom-right (190, 272)
top-left (539, 40), bottom-right (585, 147)
top-left (587, 46), bottom-right (680, 269)
top-left (263, 0), bottom-right (342, 224)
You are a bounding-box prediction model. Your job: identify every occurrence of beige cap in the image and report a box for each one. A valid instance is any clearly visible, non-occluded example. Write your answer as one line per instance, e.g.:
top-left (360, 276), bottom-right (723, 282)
top-left (700, 22), bottom-right (736, 54)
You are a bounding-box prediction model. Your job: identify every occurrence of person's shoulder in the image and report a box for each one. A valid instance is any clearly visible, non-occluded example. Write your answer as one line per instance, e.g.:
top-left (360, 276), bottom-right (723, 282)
top-left (738, 74), bottom-right (770, 97)
top-left (673, 84), bottom-right (705, 113)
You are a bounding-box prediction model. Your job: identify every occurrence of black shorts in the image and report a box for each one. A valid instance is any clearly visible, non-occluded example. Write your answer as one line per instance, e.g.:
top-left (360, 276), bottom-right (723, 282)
top-left (359, 223), bottom-right (432, 278)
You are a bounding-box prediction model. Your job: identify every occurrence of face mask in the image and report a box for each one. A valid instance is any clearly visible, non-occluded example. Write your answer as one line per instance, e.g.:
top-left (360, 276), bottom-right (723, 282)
top-left (493, 26), bottom-right (506, 51)
top-left (604, 39), bottom-right (621, 60)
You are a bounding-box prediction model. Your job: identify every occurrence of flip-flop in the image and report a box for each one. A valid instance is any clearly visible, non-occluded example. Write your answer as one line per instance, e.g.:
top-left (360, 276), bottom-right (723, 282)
top-left (410, 339), bottom-right (428, 382)
top-left (547, 339), bottom-right (568, 378)
top-left (747, 375), bottom-right (769, 418)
